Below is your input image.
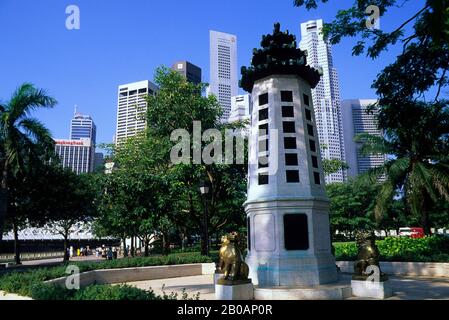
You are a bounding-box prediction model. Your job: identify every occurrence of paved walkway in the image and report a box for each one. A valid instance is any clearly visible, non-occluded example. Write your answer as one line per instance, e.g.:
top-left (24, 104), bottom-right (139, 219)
top-left (125, 273), bottom-right (449, 300)
top-left (2, 273), bottom-right (449, 300)
top-left (0, 291), bottom-right (32, 300)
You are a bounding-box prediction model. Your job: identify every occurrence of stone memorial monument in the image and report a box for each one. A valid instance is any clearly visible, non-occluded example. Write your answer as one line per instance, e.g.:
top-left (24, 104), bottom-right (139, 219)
top-left (240, 23), bottom-right (351, 299)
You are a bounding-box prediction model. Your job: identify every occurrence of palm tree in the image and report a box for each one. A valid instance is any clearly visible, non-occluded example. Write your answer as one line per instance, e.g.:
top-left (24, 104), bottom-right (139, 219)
top-left (0, 83), bottom-right (57, 248)
top-left (357, 101), bottom-right (449, 235)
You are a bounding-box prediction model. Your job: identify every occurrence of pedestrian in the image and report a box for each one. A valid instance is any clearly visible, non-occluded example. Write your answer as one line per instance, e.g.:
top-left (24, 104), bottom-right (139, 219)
top-left (107, 247), bottom-right (113, 260)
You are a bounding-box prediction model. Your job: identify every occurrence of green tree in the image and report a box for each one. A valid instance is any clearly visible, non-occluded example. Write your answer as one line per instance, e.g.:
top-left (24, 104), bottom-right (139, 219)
top-left (43, 170), bottom-right (97, 262)
top-left (94, 134), bottom-right (175, 256)
top-left (146, 67), bottom-right (247, 255)
top-left (6, 164), bottom-right (96, 264)
top-left (0, 83), bottom-right (57, 244)
top-left (294, 0), bottom-right (449, 235)
top-left (326, 178), bottom-right (377, 240)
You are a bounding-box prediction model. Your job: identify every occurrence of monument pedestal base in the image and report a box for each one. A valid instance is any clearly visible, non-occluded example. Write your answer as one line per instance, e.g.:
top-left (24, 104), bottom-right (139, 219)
top-left (213, 272), bottom-right (223, 285)
top-left (215, 283), bottom-right (254, 300)
top-left (351, 280), bottom-right (393, 299)
top-left (254, 282), bottom-right (352, 300)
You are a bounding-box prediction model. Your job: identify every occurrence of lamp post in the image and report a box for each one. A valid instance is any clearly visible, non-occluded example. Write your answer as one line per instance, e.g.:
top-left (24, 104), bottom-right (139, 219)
top-left (199, 180), bottom-right (210, 256)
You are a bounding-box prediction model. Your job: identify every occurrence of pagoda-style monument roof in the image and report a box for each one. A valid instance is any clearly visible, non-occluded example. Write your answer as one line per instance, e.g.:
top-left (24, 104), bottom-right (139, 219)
top-left (240, 23), bottom-right (321, 92)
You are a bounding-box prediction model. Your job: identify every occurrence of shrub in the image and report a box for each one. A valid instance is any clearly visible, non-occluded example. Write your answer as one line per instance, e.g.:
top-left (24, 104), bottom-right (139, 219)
top-left (30, 283), bottom-right (73, 300)
top-left (333, 242), bottom-right (358, 260)
top-left (333, 236), bottom-right (449, 262)
top-left (0, 251), bottom-right (213, 298)
top-left (72, 285), bottom-right (158, 300)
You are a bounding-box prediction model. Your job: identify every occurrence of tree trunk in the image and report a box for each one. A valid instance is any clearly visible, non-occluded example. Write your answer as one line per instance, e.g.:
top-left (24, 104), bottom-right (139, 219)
top-left (13, 221), bottom-right (21, 265)
top-left (63, 232), bottom-right (69, 262)
top-left (180, 231), bottom-right (185, 252)
top-left (122, 238), bottom-right (127, 257)
top-left (162, 233), bottom-right (170, 255)
top-left (0, 168), bottom-right (8, 244)
top-left (421, 210), bottom-right (432, 236)
top-left (144, 238), bottom-right (149, 257)
top-left (130, 236), bottom-right (135, 257)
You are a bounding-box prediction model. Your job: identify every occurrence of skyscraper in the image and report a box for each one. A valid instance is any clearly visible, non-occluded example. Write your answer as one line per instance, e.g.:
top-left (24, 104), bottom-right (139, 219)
top-left (209, 30), bottom-right (238, 122)
top-left (229, 94), bottom-right (251, 123)
top-left (70, 111), bottom-right (97, 145)
top-left (54, 138), bottom-right (93, 174)
top-left (115, 80), bottom-right (158, 145)
top-left (342, 99), bottom-right (387, 177)
top-left (300, 19), bottom-right (346, 183)
top-left (172, 61), bottom-right (202, 84)
top-left (67, 111), bottom-right (96, 172)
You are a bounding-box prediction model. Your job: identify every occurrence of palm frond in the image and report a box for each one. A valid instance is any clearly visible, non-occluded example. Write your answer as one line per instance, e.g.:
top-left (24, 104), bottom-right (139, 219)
top-left (374, 180), bottom-right (395, 222)
top-left (385, 157), bottom-right (410, 184)
top-left (430, 163), bottom-right (449, 201)
top-left (19, 118), bottom-right (53, 145)
top-left (354, 133), bottom-right (392, 156)
top-left (8, 83), bottom-right (57, 123)
top-left (412, 162), bottom-right (439, 202)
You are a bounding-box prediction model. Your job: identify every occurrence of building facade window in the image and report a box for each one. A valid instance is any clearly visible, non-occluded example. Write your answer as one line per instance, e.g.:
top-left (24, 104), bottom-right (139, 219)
top-left (258, 173), bottom-right (269, 185)
top-left (311, 155), bottom-right (318, 168)
top-left (285, 153), bottom-right (298, 166)
top-left (282, 121), bottom-right (296, 133)
top-left (307, 124), bottom-right (314, 136)
top-left (259, 93), bottom-right (268, 106)
top-left (259, 108), bottom-right (269, 121)
top-left (282, 106), bottom-right (294, 118)
top-left (284, 137), bottom-right (297, 149)
top-left (313, 172), bottom-right (321, 185)
top-left (259, 123), bottom-right (269, 136)
top-left (286, 170), bottom-right (300, 183)
top-left (305, 109), bottom-right (312, 121)
top-left (281, 91), bottom-right (293, 102)
top-left (309, 139), bottom-right (316, 152)
top-left (303, 93), bottom-right (310, 106)
top-left (259, 139), bottom-right (269, 153)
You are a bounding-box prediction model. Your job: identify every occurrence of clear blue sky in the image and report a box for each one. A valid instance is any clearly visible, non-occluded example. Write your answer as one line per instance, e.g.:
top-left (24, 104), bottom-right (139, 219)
top-left (0, 0), bottom-right (423, 147)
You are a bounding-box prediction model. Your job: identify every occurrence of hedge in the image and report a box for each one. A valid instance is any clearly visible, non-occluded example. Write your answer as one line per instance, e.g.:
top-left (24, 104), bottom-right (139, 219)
top-left (334, 236), bottom-right (449, 262)
top-left (30, 283), bottom-right (176, 300)
top-left (0, 252), bottom-right (213, 298)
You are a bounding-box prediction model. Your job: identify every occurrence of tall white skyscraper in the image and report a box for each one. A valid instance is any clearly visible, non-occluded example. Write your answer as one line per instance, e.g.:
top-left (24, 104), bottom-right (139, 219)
top-left (300, 19), bottom-right (346, 183)
top-left (342, 99), bottom-right (387, 177)
top-left (209, 30), bottom-right (238, 122)
top-left (229, 94), bottom-right (251, 123)
top-left (115, 80), bottom-right (158, 145)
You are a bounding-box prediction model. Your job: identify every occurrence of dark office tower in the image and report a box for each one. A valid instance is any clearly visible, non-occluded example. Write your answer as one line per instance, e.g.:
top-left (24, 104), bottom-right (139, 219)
top-left (172, 61), bottom-right (202, 85)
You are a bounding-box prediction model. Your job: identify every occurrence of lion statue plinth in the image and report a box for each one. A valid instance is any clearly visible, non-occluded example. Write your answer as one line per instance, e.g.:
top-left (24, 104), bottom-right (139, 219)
top-left (352, 230), bottom-right (388, 281)
top-left (217, 232), bottom-right (250, 285)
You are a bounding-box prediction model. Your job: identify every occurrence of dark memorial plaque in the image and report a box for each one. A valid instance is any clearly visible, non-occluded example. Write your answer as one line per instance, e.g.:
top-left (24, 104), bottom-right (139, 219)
top-left (284, 214), bottom-right (309, 250)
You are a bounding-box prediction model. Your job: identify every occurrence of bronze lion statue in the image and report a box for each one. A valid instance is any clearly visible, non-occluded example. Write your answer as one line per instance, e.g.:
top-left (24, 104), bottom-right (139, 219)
top-left (353, 230), bottom-right (388, 281)
top-left (218, 232), bottom-right (249, 284)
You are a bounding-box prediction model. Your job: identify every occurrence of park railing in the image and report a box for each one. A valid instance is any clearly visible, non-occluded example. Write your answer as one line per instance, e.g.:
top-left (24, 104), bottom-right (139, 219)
top-left (0, 251), bottom-right (64, 262)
